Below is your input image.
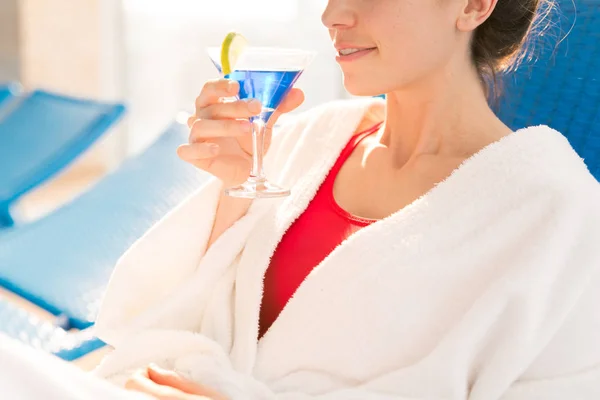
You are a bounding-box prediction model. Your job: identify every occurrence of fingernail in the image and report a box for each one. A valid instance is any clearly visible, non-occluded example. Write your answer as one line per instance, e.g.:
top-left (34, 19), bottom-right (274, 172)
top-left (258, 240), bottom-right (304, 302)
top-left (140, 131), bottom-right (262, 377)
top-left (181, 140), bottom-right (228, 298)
top-left (227, 81), bottom-right (237, 93)
top-left (247, 99), bottom-right (262, 113)
top-left (205, 143), bottom-right (220, 154)
top-left (148, 363), bottom-right (161, 372)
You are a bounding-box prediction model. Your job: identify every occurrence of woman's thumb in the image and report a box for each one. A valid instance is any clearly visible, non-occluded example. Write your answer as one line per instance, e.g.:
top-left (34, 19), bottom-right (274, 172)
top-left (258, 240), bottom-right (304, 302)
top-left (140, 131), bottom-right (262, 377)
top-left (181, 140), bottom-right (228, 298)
top-left (267, 88), bottom-right (305, 129)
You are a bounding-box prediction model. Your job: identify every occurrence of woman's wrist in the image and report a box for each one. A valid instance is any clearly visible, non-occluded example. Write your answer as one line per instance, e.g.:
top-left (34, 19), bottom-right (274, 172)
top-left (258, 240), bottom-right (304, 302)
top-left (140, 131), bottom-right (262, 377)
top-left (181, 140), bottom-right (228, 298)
top-left (206, 181), bottom-right (254, 248)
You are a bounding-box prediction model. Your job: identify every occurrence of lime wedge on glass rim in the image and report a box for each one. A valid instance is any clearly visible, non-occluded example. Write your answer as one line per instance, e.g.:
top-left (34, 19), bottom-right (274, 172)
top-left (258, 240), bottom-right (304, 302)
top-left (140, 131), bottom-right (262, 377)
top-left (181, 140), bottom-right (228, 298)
top-left (220, 32), bottom-right (249, 76)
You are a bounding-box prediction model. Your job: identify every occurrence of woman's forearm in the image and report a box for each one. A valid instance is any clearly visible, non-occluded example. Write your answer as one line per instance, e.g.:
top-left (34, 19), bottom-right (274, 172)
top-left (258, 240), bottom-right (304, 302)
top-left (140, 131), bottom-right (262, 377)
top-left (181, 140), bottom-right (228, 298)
top-left (206, 183), bottom-right (253, 249)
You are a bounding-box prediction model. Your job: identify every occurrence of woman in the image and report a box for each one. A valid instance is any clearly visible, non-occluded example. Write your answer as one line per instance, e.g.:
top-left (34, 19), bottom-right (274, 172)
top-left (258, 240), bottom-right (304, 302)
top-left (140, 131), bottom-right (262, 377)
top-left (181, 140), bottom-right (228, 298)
top-left (93, 0), bottom-right (600, 399)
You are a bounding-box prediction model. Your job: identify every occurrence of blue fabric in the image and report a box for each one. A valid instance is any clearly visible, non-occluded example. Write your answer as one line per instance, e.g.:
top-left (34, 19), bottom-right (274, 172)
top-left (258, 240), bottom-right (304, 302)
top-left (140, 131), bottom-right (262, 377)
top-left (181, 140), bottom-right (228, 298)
top-left (0, 90), bottom-right (126, 227)
top-left (0, 83), bottom-right (19, 107)
top-left (0, 297), bottom-right (104, 361)
top-left (0, 122), bottom-right (211, 330)
top-left (495, 0), bottom-right (600, 180)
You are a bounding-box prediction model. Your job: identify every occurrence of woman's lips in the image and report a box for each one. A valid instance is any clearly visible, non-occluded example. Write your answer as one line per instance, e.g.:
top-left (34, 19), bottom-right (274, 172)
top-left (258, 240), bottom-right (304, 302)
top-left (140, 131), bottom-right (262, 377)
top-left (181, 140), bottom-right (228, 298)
top-left (336, 47), bottom-right (377, 62)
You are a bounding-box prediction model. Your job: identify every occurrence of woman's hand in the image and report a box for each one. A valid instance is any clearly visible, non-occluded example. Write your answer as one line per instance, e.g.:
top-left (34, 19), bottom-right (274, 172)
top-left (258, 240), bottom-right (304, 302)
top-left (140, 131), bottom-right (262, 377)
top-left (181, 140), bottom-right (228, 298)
top-left (125, 364), bottom-right (229, 400)
top-left (178, 79), bottom-right (304, 187)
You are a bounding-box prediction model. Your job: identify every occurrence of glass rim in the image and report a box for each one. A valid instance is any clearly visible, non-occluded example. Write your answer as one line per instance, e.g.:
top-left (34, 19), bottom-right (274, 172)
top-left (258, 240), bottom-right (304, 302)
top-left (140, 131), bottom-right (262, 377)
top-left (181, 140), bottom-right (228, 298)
top-left (206, 46), bottom-right (317, 57)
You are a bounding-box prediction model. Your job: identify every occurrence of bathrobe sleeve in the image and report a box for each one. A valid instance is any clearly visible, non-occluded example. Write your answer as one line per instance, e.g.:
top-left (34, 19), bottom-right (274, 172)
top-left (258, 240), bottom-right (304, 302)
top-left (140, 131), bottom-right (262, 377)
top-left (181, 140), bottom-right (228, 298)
top-left (95, 112), bottom-right (317, 347)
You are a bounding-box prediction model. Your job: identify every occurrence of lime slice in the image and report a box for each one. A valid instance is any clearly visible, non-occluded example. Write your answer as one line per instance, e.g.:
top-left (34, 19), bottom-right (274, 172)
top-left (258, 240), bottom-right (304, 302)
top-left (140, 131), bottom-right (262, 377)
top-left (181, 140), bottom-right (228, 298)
top-left (220, 32), bottom-right (248, 76)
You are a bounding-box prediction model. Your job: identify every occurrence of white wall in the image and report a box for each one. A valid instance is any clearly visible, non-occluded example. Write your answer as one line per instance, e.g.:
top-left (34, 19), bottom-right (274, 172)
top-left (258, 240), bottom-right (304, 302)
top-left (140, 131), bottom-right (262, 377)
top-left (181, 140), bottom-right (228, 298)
top-left (17, 0), bottom-right (126, 169)
top-left (121, 0), bottom-right (346, 154)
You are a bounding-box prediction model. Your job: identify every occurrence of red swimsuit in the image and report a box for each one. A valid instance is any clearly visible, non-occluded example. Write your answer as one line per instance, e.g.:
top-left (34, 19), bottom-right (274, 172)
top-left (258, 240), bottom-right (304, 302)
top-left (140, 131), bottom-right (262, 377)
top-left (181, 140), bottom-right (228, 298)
top-left (258, 122), bottom-right (383, 338)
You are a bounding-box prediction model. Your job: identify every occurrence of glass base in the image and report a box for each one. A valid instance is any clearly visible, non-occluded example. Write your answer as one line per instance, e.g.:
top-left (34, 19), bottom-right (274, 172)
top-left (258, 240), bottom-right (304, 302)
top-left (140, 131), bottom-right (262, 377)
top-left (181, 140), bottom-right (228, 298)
top-left (225, 178), bottom-right (291, 199)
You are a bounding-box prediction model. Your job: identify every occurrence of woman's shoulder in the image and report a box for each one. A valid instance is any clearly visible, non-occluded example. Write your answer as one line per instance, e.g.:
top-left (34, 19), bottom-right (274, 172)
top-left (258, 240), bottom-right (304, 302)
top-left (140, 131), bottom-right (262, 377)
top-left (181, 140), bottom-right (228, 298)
top-left (497, 124), bottom-right (600, 215)
top-left (512, 125), bottom-right (597, 186)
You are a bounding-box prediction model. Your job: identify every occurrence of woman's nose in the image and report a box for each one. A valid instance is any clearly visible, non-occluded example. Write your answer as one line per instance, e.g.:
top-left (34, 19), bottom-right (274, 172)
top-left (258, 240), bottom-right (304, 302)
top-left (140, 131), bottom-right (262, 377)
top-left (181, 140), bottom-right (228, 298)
top-left (321, 0), bottom-right (357, 30)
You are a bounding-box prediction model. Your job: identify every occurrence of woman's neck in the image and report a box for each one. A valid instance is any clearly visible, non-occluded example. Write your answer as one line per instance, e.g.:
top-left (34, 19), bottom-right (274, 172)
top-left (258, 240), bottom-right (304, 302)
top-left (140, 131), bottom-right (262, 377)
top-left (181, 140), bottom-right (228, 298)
top-left (377, 63), bottom-right (511, 169)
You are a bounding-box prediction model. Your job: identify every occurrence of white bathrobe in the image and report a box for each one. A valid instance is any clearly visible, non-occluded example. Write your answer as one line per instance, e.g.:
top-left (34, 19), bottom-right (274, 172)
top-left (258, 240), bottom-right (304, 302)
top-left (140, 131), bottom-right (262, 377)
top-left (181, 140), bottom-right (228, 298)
top-left (94, 98), bottom-right (600, 400)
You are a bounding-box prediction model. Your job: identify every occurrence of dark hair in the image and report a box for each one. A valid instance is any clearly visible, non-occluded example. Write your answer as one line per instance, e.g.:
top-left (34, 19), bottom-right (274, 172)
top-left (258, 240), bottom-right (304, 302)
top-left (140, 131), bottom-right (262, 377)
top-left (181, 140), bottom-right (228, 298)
top-left (472, 0), bottom-right (556, 99)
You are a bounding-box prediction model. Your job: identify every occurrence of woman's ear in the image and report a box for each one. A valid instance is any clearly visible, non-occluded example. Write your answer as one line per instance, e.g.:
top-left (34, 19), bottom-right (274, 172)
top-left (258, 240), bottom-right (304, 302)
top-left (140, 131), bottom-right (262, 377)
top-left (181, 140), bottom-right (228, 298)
top-left (456, 0), bottom-right (499, 32)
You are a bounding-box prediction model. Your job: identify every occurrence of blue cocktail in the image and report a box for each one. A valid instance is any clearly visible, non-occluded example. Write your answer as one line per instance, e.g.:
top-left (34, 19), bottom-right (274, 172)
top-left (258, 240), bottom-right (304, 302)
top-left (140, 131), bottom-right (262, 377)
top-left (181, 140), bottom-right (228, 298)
top-left (207, 46), bottom-right (315, 198)
top-left (227, 70), bottom-right (303, 122)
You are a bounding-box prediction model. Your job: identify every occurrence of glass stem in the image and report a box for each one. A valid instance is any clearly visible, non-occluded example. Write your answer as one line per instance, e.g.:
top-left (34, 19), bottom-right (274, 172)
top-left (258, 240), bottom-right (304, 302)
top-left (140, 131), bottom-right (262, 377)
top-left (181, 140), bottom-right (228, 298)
top-left (250, 118), bottom-right (266, 182)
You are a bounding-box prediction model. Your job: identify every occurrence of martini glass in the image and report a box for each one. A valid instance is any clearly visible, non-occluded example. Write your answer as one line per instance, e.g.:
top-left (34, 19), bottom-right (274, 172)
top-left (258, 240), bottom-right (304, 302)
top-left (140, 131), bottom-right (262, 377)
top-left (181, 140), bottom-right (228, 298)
top-left (207, 46), bottom-right (315, 198)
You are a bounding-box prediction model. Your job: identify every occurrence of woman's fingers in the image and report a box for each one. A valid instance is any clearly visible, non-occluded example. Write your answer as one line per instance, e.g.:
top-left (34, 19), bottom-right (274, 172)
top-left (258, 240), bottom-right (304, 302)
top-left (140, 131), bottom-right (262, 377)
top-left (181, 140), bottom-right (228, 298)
top-left (195, 79), bottom-right (239, 111)
top-left (177, 142), bottom-right (220, 161)
top-left (147, 364), bottom-right (228, 399)
top-left (278, 88), bottom-right (305, 114)
top-left (189, 88), bottom-right (304, 131)
top-left (197, 99), bottom-right (262, 120)
top-left (189, 118), bottom-right (252, 142)
top-left (125, 370), bottom-right (180, 399)
top-left (266, 88), bottom-right (305, 129)
top-left (187, 115), bottom-right (196, 129)
top-left (177, 151), bottom-right (251, 186)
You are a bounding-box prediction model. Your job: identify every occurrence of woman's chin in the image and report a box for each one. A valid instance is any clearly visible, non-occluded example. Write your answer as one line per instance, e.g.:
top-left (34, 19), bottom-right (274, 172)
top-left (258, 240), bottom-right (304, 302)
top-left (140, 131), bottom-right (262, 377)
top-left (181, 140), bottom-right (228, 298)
top-left (344, 86), bottom-right (383, 97)
top-left (342, 79), bottom-right (386, 98)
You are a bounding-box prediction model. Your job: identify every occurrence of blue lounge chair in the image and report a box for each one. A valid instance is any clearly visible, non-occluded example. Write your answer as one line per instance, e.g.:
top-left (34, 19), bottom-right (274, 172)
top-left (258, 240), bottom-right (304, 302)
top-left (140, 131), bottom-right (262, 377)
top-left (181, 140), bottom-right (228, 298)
top-left (0, 83), bottom-right (20, 107)
top-left (496, 0), bottom-right (600, 180)
top-left (0, 121), bottom-right (210, 333)
top-left (0, 297), bottom-right (103, 361)
top-left (0, 90), bottom-right (126, 227)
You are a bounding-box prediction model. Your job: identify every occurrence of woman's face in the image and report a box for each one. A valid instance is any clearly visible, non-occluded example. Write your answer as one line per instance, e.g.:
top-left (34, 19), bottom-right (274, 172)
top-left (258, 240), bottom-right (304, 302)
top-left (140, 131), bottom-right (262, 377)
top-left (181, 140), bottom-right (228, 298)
top-left (322, 0), bottom-right (466, 97)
